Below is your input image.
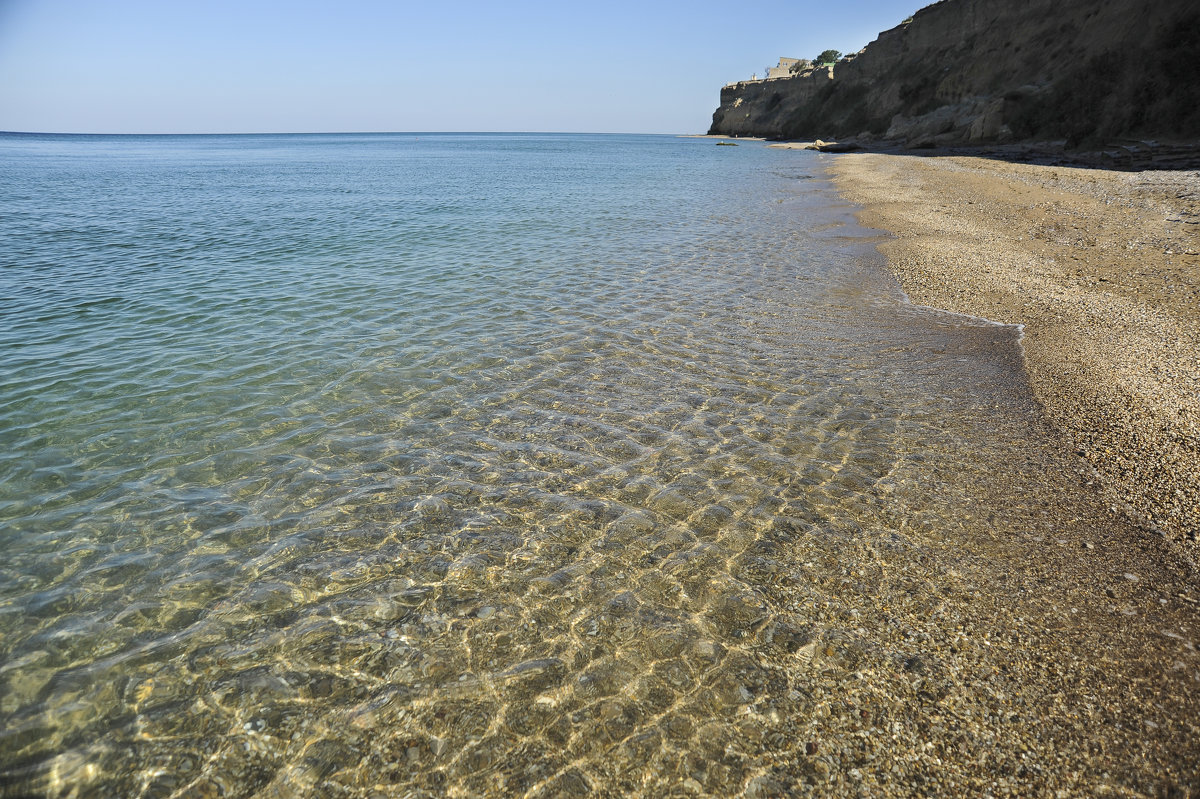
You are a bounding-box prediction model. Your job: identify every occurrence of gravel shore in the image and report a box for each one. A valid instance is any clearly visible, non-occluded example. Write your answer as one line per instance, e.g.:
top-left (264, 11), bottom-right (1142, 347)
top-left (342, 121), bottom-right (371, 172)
top-left (830, 153), bottom-right (1200, 562)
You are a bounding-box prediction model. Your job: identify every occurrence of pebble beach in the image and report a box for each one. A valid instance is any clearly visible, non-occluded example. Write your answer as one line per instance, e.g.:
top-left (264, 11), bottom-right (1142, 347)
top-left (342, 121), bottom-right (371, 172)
top-left (802, 151), bottom-right (1200, 796)
top-left (831, 153), bottom-right (1200, 562)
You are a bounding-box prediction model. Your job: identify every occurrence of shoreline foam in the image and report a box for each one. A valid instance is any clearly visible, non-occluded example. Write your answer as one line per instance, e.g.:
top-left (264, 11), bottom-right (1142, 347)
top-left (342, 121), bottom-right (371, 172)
top-left (829, 152), bottom-right (1200, 562)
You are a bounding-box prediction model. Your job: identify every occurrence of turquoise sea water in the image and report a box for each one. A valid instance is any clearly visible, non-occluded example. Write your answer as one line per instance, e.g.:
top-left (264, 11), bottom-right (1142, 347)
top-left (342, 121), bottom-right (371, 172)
top-left (0, 133), bottom-right (1159, 795)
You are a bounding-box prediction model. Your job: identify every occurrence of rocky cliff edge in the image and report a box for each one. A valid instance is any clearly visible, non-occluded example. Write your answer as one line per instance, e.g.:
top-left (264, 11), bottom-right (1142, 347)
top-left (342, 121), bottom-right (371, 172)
top-left (709, 0), bottom-right (1200, 149)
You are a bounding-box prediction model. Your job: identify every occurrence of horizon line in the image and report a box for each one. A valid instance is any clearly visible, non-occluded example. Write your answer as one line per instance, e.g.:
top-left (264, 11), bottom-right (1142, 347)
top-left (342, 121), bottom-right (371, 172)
top-left (0, 129), bottom-right (697, 138)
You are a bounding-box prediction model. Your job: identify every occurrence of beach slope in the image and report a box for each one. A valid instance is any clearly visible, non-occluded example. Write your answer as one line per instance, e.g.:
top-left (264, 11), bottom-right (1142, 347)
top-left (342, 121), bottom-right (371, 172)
top-left (831, 154), bottom-right (1199, 557)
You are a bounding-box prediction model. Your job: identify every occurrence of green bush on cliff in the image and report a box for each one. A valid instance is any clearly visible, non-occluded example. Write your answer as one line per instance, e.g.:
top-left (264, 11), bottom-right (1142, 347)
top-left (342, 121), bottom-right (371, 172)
top-left (814, 49), bottom-right (842, 66)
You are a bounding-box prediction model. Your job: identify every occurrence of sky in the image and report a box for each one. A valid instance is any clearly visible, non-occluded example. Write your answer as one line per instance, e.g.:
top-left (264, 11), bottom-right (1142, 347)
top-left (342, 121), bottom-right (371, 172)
top-left (0, 0), bottom-right (923, 135)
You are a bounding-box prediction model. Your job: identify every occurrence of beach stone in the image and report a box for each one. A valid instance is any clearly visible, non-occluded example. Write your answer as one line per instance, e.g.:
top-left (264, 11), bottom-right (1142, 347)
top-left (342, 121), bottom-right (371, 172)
top-left (650, 487), bottom-right (693, 518)
top-left (692, 504), bottom-right (733, 536)
top-left (802, 759), bottom-right (831, 784)
top-left (608, 510), bottom-right (656, 540)
top-left (745, 775), bottom-right (786, 798)
top-left (707, 590), bottom-right (770, 638)
top-left (757, 620), bottom-right (814, 655)
top-left (414, 496), bottom-right (451, 518)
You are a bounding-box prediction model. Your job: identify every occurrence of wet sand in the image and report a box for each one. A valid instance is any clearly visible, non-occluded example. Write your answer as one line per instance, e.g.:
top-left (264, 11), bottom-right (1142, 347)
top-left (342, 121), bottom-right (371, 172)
top-left (830, 153), bottom-right (1200, 563)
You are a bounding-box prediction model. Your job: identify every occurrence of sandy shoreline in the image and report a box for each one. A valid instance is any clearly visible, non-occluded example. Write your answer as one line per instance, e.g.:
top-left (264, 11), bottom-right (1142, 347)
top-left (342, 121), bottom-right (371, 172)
top-left (829, 153), bottom-right (1199, 563)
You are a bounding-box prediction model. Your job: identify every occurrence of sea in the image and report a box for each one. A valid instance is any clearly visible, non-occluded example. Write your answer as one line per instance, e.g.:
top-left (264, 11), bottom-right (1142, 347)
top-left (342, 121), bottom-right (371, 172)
top-left (0, 132), bottom-right (1114, 795)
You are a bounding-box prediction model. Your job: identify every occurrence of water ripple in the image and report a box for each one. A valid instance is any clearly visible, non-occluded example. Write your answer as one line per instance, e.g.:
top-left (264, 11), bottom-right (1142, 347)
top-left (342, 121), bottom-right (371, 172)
top-left (0, 133), bottom-right (1182, 796)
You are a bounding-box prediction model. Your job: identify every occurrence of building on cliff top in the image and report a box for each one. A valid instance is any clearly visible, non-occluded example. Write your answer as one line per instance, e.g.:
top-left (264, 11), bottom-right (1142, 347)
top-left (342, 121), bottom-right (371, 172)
top-left (725, 57), bottom-right (825, 89)
top-left (726, 57), bottom-right (808, 87)
top-left (766, 57), bottom-right (805, 79)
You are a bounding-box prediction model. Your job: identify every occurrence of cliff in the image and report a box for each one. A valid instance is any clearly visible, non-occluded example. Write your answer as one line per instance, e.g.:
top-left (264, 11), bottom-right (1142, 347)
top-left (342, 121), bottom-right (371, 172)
top-left (709, 0), bottom-right (1200, 147)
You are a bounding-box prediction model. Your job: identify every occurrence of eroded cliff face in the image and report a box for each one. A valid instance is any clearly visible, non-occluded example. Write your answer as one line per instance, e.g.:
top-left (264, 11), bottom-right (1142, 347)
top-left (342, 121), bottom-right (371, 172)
top-left (709, 0), bottom-right (1200, 146)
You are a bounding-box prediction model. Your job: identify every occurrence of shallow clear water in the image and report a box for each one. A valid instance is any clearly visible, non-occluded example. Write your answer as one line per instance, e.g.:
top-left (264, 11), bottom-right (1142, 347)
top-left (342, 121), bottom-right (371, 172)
top-left (0, 133), bottom-right (1137, 796)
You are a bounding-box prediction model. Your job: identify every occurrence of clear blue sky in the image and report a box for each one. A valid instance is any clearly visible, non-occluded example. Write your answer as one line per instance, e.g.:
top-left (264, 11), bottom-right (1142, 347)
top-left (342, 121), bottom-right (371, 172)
top-left (0, 0), bottom-right (922, 134)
